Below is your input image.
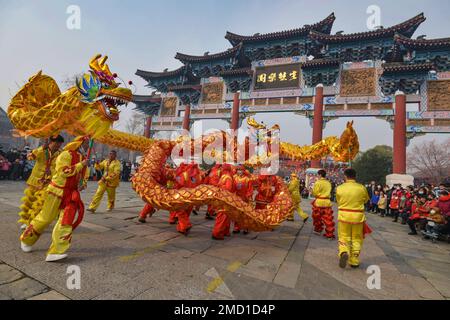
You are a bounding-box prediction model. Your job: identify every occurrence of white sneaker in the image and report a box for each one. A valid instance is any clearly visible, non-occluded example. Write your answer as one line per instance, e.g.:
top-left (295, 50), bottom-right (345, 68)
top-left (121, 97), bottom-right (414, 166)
top-left (106, 208), bottom-right (112, 212)
top-left (20, 224), bottom-right (27, 231)
top-left (45, 254), bottom-right (68, 262)
top-left (20, 242), bottom-right (33, 253)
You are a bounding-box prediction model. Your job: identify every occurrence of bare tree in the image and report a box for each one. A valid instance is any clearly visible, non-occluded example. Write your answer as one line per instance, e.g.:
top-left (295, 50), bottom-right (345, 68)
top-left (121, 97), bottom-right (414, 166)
top-left (125, 112), bottom-right (145, 136)
top-left (61, 73), bottom-right (84, 91)
top-left (407, 138), bottom-right (450, 184)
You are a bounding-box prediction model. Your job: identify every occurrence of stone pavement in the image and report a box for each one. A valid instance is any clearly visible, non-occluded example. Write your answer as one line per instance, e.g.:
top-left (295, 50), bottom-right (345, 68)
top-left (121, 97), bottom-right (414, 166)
top-left (0, 181), bottom-right (449, 300)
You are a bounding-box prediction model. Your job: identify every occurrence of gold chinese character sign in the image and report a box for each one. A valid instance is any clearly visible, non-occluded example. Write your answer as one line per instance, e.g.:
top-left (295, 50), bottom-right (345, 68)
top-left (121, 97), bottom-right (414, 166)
top-left (254, 63), bottom-right (301, 90)
top-left (201, 82), bottom-right (224, 104)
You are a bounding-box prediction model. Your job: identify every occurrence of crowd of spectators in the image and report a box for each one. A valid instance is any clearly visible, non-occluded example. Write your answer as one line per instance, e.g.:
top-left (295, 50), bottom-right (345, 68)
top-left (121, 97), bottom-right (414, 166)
top-left (365, 181), bottom-right (450, 240)
top-left (0, 146), bottom-right (34, 180)
top-left (0, 146), bottom-right (139, 183)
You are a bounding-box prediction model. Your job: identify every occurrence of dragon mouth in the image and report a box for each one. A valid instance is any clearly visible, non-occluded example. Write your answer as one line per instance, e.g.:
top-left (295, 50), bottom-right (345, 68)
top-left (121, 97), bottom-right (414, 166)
top-left (98, 94), bottom-right (129, 122)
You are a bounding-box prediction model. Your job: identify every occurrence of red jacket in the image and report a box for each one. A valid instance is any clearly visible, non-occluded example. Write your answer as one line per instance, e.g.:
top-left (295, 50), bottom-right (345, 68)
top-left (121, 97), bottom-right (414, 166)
top-left (438, 194), bottom-right (450, 218)
top-left (410, 199), bottom-right (438, 220)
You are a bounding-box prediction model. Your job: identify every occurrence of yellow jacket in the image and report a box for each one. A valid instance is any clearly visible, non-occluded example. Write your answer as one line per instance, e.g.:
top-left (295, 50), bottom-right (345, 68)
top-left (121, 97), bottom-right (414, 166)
top-left (47, 150), bottom-right (88, 198)
top-left (336, 179), bottom-right (369, 223)
top-left (288, 178), bottom-right (301, 204)
top-left (96, 159), bottom-right (121, 188)
top-left (312, 178), bottom-right (332, 208)
top-left (26, 146), bottom-right (60, 188)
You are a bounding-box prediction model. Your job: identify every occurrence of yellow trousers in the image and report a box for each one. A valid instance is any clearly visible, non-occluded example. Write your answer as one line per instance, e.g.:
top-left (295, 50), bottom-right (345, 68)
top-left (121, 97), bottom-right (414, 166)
top-left (47, 210), bottom-right (73, 255)
top-left (89, 182), bottom-right (116, 210)
top-left (18, 186), bottom-right (39, 224)
top-left (289, 201), bottom-right (309, 221)
top-left (20, 193), bottom-right (61, 246)
top-left (20, 193), bottom-right (76, 255)
top-left (338, 221), bottom-right (364, 266)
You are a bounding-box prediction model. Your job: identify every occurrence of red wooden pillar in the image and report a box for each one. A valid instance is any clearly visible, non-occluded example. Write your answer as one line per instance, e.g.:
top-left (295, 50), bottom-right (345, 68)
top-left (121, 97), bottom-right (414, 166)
top-left (230, 92), bottom-right (240, 130)
top-left (393, 91), bottom-right (406, 174)
top-left (230, 92), bottom-right (240, 163)
top-left (144, 116), bottom-right (152, 138)
top-left (311, 84), bottom-right (324, 168)
top-left (182, 104), bottom-right (191, 131)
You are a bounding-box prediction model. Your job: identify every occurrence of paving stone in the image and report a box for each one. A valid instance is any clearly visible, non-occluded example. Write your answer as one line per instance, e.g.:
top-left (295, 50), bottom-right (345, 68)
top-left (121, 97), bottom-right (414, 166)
top-left (28, 290), bottom-right (69, 300)
top-left (0, 264), bottom-right (24, 285)
top-left (404, 275), bottom-right (444, 300)
top-left (0, 277), bottom-right (48, 300)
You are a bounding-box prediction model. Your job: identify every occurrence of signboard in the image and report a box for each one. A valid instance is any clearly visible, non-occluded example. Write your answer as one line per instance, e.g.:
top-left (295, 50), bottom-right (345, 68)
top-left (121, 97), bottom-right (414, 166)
top-left (160, 97), bottom-right (177, 116)
top-left (201, 82), bottom-right (224, 104)
top-left (253, 63), bottom-right (301, 91)
top-left (427, 80), bottom-right (450, 111)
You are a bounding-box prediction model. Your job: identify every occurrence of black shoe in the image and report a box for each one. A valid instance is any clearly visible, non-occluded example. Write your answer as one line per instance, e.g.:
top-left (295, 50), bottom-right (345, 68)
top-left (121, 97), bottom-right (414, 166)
top-left (408, 231), bottom-right (418, 235)
top-left (339, 252), bottom-right (349, 269)
top-left (350, 264), bottom-right (360, 269)
top-left (192, 210), bottom-right (198, 216)
top-left (138, 218), bottom-right (146, 224)
top-left (205, 214), bottom-right (214, 220)
top-left (243, 230), bottom-right (249, 235)
top-left (392, 219), bottom-right (398, 223)
top-left (303, 217), bottom-right (309, 223)
top-left (211, 235), bottom-right (224, 240)
top-left (232, 230), bottom-right (240, 234)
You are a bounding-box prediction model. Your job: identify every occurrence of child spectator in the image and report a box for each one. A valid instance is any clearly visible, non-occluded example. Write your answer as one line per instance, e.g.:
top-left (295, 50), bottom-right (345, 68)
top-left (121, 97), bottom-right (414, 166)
top-left (378, 191), bottom-right (387, 217)
top-left (370, 190), bottom-right (380, 213)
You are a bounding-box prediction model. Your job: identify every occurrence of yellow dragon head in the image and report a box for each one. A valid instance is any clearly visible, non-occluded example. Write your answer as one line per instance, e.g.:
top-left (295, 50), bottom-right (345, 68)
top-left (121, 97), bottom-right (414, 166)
top-left (76, 54), bottom-right (132, 123)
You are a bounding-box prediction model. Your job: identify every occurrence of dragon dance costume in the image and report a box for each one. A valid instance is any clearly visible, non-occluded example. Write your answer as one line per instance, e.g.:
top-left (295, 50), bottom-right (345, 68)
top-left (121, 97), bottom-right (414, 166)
top-left (311, 177), bottom-right (334, 238)
top-left (204, 164), bottom-right (222, 219)
top-left (212, 164), bottom-right (235, 240)
top-left (20, 136), bottom-right (89, 261)
top-left (287, 173), bottom-right (309, 222)
top-left (336, 179), bottom-right (370, 268)
top-left (172, 163), bottom-right (203, 235)
top-left (18, 145), bottom-right (61, 226)
top-left (255, 175), bottom-right (277, 210)
top-left (232, 166), bottom-right (254, 233)
top-left (88, 158), bottom-right (121, 212)
top-left (138, 164), bottom-right (174, 223)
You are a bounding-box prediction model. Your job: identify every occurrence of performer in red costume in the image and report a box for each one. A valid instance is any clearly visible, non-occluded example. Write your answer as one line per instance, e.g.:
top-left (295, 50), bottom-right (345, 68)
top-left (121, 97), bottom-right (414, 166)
top-left (138, 164), bottom-right (175, 223)
top-left (212, 164), bottom-right (235, 240)
top-left (172, 162), bottom-right (202, 235)
top-left (233, 165), bottom-right (253, 234)
top-left (255, 174), bottom-right (277, 209)
top-left (204, 164), bottom-right (223, 220)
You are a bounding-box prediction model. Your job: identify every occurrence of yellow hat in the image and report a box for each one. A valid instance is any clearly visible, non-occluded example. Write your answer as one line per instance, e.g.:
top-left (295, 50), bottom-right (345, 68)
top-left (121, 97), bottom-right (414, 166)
top-left (64, 136), bottom-right (89, 151)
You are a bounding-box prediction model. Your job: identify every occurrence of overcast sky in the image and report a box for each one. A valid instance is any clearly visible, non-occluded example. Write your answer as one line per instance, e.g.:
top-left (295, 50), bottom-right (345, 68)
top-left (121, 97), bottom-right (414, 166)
top-left (1, 0), bottom-right (449, 150)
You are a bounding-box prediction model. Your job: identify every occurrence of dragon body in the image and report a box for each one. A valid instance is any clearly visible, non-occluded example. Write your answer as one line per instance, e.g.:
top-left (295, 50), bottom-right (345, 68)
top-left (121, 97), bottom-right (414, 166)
top-left (8, 54), bottom-right (359, 231)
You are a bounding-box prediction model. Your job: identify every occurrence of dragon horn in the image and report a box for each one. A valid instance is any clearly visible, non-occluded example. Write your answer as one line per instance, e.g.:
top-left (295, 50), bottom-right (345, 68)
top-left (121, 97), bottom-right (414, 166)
top-left (89, 54), bottom-right (102, 72)
top-left (99, 55), bottom-right (108, 67)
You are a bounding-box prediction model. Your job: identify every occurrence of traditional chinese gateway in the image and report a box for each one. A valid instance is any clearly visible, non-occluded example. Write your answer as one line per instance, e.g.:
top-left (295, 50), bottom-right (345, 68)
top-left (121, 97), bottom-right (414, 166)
top-left (133, 13), bottom-right (450, 184)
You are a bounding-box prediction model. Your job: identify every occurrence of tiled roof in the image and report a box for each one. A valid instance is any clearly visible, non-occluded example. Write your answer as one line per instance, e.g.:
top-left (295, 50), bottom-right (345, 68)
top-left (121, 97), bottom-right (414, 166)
top-left (225, 13), bottom-right (335, 45)
top-left (394, 33), bottom-right (450, 49)
top-left (309, 13), bottom-right (425, 43)
top-left (135, 66), bottom-right (186, 80)
top-left (382, 62), bottom-right (435, 73)
top-left (175, 43), bottom-right (242, 63)
top-left (217, 68), bottom-right (254, 77)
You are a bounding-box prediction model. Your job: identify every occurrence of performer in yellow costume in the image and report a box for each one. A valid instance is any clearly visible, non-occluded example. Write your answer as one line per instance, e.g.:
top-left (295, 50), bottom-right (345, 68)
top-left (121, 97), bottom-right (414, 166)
top-left (87, 150), bottom-right (121, 212)
top-left (20, 136), bottom-right (90, 262)
top-left (336, 168), bottom-right (370, 268)
top-left (287, 173), bottom-right (309, 222)
top-left (311, 169), bottom-right (335, 239)
top-left (18, 135), bottom-right (64, 228)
